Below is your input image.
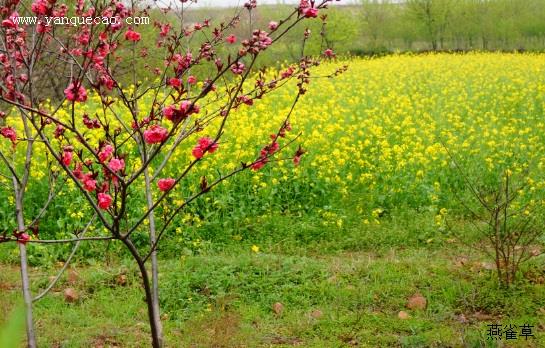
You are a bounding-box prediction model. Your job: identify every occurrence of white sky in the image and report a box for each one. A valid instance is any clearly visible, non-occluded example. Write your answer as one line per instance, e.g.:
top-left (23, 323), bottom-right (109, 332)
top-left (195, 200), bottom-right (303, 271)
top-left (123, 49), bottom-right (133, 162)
top-left (196, 0), bottom-right (295, 6)
top-left (165, 0), bottom-right (359, 8)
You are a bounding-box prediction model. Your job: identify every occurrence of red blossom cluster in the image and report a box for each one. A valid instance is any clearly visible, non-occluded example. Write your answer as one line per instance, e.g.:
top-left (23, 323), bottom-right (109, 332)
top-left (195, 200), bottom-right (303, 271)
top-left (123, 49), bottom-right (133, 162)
top-left (62, 150), bottom-right (73, 166)
top-left (251, 121), bottom-right (293, 171)
top-left (1, 11), bottom-right (18, 29)
top-left (241, 29), bottom-right (273, 55)
top-left (0, 8), bottom-right (28, 105)
top-left (230, 61), bottom-right (245, 75)
top-left (163, 101), bottom-right (200, 123)
top-left (83, 114), bottom-right (101, 129)
top-left (31, 0), bottom-right (49, 16)
top-left (64, 82), bottom-right (88, 102)
top-left (192, 137), bottom-right (219, 159)
top-left (144, 125), bottom-right (169, 144)
top-left (299, 0), bottom-right (319, 18)
top-left (57, 140), bottom-right (128, 211)
top-left (98, 192), bottom-right (112, 209)
top-left (1, 126), bottom-right (17, 145)
top-left (125, 28), bottom-right (141, 42)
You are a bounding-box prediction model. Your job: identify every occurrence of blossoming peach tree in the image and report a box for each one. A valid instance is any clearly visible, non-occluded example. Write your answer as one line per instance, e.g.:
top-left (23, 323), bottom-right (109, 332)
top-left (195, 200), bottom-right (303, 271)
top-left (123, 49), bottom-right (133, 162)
top-left (0, 0), bottom-right (342, 346)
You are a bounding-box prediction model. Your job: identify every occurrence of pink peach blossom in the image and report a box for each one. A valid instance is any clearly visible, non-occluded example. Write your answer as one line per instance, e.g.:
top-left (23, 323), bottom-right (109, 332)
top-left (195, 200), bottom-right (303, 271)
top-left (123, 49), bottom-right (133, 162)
top-left (226, 34), bottom-right (237, 44)
top-left (109, 158), bottom-right (125, 172)
top-left (158, 178), bottom-right (176, 192)
top-left (98, 145), bottom-right (114, 163)
top-left (62, 151), bottom-right (73, 166)
top-left (83, 178), bottom-right (97, 192)
top-left (98, 192), bottom-right (112, 210)
top-left (125, 29), bottom-right (141, 42)
top-left (1, 126), bottom-right (17, 144)
top-left (64, 82), bottom-right (87, 102)
top-left (144, 125), bottom-right (169, 144)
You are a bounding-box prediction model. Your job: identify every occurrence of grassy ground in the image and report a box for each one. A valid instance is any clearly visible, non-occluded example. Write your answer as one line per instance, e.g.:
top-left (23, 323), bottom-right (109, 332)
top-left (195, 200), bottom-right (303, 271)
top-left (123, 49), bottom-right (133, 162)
top-left (2, 215), bottom-right (545, 347)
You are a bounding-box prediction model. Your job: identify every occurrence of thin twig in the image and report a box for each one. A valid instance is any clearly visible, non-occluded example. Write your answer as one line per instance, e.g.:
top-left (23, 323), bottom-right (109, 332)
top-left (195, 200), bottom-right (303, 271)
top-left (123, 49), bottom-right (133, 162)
top-left (33, 215), bottom-right (97, 302)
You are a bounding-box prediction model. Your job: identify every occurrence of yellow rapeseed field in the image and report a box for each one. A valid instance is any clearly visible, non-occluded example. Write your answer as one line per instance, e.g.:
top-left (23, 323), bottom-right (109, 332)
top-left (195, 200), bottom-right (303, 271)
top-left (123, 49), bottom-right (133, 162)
top-left (2, 52), bottom-right (545, 233)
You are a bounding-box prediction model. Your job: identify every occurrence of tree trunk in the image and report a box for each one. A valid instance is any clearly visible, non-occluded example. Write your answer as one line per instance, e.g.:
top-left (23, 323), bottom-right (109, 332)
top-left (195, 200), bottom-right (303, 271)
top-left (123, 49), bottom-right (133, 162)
top-left (18, 244), bottom-right (36, 348)
top-left (123, 238), bottom-right (162, 348)
top-left (144, 168), bottom-right (163, 346)
top-left (13, 178), bottom-right (36, 348)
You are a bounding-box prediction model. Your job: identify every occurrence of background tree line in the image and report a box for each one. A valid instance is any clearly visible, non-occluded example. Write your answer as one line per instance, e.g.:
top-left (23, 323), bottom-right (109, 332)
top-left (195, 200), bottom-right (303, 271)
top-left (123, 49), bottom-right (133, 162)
top-left (356, 0), bottom-right (545, 53)
top-left (179, 0), bottom-right (545, 58)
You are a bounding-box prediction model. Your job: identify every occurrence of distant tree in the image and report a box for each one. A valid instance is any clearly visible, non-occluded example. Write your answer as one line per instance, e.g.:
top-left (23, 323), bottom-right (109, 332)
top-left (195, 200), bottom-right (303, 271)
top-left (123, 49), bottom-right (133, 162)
top-left (355, 0), bottom-right (545, 52)
top-left (406, 0), bottom-right (453, 50)
top-left (471, 0), bottom-right (494, 50)
top-left (360, 0), bottom-right (392, 48)
top-left (522, 0), bottom-right (545, 47)
top-left (313, 8), bottom-right (361, 54)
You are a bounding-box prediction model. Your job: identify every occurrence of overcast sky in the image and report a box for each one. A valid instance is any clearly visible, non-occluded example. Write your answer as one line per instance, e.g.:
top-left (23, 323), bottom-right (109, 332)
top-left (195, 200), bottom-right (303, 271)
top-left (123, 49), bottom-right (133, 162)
top-left (196, 0), bottom-right (295, 6)
top-left (166, 0), bottom-right (358, 8)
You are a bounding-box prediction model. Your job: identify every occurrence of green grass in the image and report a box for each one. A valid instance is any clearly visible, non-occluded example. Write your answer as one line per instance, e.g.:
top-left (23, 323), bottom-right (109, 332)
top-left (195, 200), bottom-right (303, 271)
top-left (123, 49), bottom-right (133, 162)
top-left (2, 214), bottom-right (545, 347)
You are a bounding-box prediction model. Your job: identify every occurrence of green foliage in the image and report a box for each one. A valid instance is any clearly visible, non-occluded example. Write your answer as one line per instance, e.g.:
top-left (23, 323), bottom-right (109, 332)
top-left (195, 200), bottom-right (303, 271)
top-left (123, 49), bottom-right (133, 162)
top-left (358, 0), bottom-right (545, 52)
top-left (0, 304), bottom-right (25, 348)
